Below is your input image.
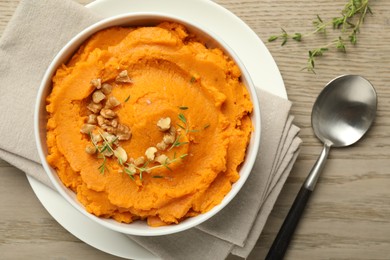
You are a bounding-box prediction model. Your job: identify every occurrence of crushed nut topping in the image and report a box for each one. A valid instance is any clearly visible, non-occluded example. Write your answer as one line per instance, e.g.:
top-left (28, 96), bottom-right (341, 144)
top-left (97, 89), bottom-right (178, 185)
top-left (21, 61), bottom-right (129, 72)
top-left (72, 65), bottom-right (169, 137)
top-left (96, 115), bottom-right (105, 126)
top-left (87, 114), bottom-right (97, 124)
top-left (90, 78), bottom-right (102, 89)
top-left (155, 154), bottom-right (168, 165)
top-left (101, 125), bottom-right (116, 134)
top-left (105, 96), bottom-right (121, 109)
top-left (114, 146), bottom-right (128, 163)
top-left (163, 134), bottom-right (175, 145)
top-left (87, 102), bottom-right (103, 114)
top-left (83, 74), bottom-right (194, 181)
top-left (145, 147), bottom-right (157, 161)
top-left (116, 124), bottom-right (131, 140)
top-left (133, 156), bottom-right (145, 166)
top-left (169, 126), bottom-right (176, 136)
top-left (80, 123), bottom-right (96, 134)
top-left (91, 133), bottom-right (102, 143)
top-left (102, 132), bottom-right (117, 145)
top-left (115, 70), bottom-right (132, 83)
top-left (101, 83), bottom-right (112, 95)
top-left (110, 119), bottom-right (118, 128)
top-left (100, 108), bottom-right (116, 119)
top-left (156, 141), bottom-right (168, 151)
top-left (92, 90), bottom-right (106, 103)
top-left (157, 117), bottom-right (171, 131)
top-left (85, 144), bottom-right (97, 155)
top-left (83, 75), bottom-right (136, 176)
top-left (127, 164), bottom-right (137, 175)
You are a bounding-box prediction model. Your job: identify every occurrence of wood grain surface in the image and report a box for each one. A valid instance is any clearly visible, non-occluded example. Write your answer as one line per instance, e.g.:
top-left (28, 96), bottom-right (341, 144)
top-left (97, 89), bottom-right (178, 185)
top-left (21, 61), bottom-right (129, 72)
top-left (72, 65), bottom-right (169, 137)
top-left (1, 0), bottom-right (390, 259)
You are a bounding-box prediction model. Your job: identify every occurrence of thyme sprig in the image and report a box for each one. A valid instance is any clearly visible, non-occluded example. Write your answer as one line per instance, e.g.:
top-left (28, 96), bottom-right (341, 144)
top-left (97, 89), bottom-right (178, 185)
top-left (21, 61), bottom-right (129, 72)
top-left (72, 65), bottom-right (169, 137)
top-left (177, 113), bottom-right (199, 134)
top-left (98, 156), bottom-right (107, 174)
top-left (123, 153), bottom-right (188, 180)
top-left (268, 0), bottom-right (372, 73)
top-left (89, 131), bottom-right (118, 174)
top-left (168, 134), bottom-right (189, 151)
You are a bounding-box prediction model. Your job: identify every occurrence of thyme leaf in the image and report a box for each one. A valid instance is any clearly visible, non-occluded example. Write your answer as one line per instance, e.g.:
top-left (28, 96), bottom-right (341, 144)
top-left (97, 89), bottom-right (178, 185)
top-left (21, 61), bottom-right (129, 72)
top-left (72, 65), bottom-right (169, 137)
top-left (98, 156), bottom-right (107, 175)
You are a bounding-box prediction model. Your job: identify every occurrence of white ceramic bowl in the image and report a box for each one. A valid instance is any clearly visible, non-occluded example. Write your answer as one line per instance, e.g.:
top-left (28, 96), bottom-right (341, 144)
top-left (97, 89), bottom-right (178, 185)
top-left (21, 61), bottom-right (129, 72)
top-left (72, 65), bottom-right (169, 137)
top-left (34, 12), bottom-right (261, 236)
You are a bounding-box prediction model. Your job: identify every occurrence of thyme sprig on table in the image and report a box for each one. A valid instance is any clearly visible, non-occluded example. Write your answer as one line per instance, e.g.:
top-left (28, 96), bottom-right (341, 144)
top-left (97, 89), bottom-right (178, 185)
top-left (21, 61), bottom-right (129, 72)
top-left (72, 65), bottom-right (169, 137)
top-left (268, 0), bottom-right (372, 73)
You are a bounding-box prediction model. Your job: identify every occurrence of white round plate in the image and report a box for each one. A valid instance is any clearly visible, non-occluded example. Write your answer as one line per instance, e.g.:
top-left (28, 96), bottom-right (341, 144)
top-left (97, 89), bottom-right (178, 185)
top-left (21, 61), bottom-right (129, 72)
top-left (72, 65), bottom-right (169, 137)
top-left (28, 0), bottom-right (287, 259)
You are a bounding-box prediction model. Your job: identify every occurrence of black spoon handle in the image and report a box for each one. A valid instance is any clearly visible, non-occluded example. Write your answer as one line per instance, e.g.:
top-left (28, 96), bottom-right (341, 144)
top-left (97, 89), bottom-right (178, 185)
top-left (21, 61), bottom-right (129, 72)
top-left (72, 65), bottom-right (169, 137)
top-left (265, 185), bottom-right (312, 260)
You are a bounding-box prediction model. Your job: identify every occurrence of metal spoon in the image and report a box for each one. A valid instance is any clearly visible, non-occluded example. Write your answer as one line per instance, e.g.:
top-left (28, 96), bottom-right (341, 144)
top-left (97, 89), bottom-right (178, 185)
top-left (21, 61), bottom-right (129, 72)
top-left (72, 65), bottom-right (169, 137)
top-left (266, 75), bottom-right (377, 260)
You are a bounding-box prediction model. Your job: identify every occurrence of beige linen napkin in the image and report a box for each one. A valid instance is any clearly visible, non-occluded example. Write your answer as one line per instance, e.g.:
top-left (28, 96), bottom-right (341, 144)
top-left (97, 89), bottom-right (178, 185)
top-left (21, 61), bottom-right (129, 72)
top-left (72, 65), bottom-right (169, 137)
top-left (0, 0), bottom-right (302, 259)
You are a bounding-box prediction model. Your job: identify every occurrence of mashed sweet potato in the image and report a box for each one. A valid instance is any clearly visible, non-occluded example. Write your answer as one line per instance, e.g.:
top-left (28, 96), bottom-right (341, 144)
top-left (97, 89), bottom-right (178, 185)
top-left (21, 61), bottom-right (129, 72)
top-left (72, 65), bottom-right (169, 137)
top-left (46, 22), bottom-right (253, 226)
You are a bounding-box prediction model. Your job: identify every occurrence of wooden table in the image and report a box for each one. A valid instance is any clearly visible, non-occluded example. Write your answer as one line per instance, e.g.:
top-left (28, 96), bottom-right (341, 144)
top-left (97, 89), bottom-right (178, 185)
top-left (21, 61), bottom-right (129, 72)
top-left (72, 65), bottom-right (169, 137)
top-left (1, 0), bottom-right (389, 259)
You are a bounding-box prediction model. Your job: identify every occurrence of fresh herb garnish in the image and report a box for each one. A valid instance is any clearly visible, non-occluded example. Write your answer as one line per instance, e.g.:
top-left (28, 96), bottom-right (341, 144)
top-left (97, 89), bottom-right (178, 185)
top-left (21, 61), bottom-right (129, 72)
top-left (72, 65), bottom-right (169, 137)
top-left (89, 131), bottom-right (119, 174)
top-left (125, 154), bottom-right (188, 180)
top-left (178, 113), bottom-right (187, 124)
top-left (268, 0), bottom-right (372, 73)
top-left (177, 112), bottom-right (199, 134)
top-left (124, 95), bottom-right (130, 102)
top-left (168, 134), bottom-right (189, 150)
top-left (98, 156), bottom-right (107, 174)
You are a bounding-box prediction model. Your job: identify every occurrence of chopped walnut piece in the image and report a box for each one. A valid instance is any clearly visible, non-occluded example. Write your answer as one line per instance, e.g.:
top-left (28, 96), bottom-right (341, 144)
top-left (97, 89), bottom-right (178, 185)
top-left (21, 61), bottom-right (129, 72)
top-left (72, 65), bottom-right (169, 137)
top-left (80, 123), bottom-right (95, 134)
top-left (91, 133), bottom-right (102, 143)
top-left (145, 147), bottom-right (157, 161)
top-left (115, 70), bottom-right (132, 83)
top-left (114, 146), bottom-right (128, 163)
top-left (92, 90), bottom-right (106, 103)
top-left (133, 156), bottom-right (145, 166)
top-left (90, 78), bottom-right (101, 89)
top-left (157, 117), bottom-right (171, 131)
top-left (101, 124), bottom-right (116, 134)
top-left (105, 96), bottom-right (121, 109)
top-left (169, 126), bottom-right (176, 136)
top-left (87, 102), bottom-right (103, 114)
top-left (102, 132), bottom-right (117, 145)
top-left (126, 164), bottom-right (136, 175)
top-left (155, 154), bottom-right (169, 165)
top-left (100, 108), bottom-right (116, 119)
top-left (101, 83), bottom-right (112, 95)
top-left (96, 115), bottom-right (105, 126)
top-left (111, 118), bottom-right (118, 128)
top-left (85, 144), bottom-right (97, 155)
top-left (116, 124), bottom-right (131, 140)
top-left (87, 114), bottom-right (97, 124)
top-left (156, 141), bottom-right (168, 150)
top-left (163, 134), bottom-right (175, 145)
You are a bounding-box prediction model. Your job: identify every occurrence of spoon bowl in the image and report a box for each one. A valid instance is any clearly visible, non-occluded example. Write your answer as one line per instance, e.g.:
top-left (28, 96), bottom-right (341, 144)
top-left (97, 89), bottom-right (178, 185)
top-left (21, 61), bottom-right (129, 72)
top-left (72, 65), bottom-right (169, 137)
top-left (266, 75), bottom-right (377, 260)
top-left (312, 75), bottom-right (377, 147)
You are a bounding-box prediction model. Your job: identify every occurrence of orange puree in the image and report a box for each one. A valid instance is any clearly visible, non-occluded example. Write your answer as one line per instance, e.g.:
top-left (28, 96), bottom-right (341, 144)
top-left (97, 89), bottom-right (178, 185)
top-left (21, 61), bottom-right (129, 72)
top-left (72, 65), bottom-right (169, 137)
top-left (46, 22), bottom-right (253, 226)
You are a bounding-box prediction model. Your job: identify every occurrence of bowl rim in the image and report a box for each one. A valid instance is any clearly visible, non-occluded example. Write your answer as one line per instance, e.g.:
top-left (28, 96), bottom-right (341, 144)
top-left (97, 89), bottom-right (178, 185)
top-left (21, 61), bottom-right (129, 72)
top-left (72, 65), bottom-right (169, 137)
top-left (34, 12), bottom-right (261, 236)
